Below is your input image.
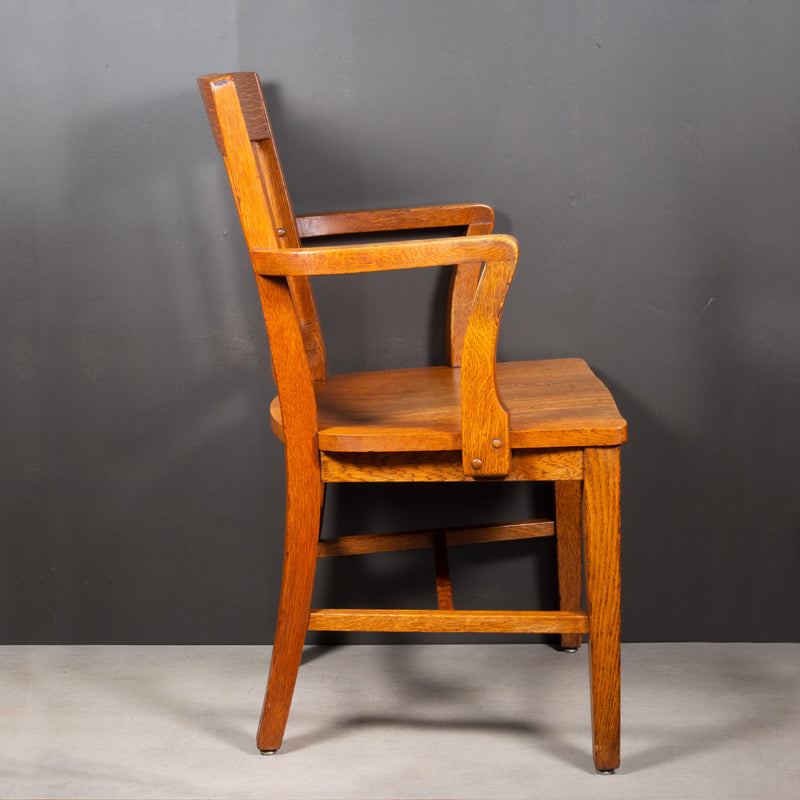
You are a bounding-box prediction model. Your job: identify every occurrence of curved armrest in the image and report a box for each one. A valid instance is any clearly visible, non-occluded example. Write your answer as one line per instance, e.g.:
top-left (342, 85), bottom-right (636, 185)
top-left (252, 234), bottom-right (518, 478)
top-left (296, 203), bottom-right (494, 238)
top-left (251, 234), bottom-right (516, 276)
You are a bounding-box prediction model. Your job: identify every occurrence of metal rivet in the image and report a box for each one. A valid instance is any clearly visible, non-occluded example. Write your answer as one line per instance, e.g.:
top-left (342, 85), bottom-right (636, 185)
top-left (276, 227), bottom-right (286, 237)
top-left (471, 459), bottom-right (482, 470)
top-left (491, 439), bottom-right (502, 449)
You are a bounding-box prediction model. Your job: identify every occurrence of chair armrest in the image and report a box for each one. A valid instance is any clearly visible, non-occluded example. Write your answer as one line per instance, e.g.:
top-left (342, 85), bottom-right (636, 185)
top-left (295, 203), bottom-right (494, 238)
top-left (252, 234), bottom-right (517, 477)
top-left (251, 234), bottom-right (516, 276)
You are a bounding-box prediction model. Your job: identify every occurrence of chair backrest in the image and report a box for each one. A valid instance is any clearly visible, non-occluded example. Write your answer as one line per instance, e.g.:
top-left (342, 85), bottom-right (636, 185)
top-left (197, 72), bottom-right (327, 382)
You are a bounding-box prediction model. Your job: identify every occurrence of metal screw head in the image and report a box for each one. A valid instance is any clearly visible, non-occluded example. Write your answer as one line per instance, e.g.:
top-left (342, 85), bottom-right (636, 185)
top-left (491, 438), bottom-right (502, 449)
top-left (276, 227), bottom-right (286, 236)
top-left (471, 458), bottom-right (483, 470)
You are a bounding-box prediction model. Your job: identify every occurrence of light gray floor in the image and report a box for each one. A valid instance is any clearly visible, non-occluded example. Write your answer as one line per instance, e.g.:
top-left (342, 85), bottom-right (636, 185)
top-left (1, 643), bottom-right (798, 799)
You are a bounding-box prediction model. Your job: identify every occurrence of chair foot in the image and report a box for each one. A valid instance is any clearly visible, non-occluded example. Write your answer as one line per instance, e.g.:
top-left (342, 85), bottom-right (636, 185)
top-left (257, 477), bottom-right (324, 754)
top-left (259, 748), bottom-right (278, 756)
top-left (560, 647), bottom-right (579, 654)
top-left (596, 768), bottom-right (615, 775)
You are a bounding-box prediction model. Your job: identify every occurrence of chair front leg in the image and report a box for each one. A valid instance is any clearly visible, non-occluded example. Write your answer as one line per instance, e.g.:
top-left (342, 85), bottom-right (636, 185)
top-left (256, 465), bottom-right (324, 753)
top-left (582, 446), bottom-right (621, 773)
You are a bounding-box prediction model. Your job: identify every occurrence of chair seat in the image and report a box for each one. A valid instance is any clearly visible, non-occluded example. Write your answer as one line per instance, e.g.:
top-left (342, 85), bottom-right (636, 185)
top-left (270, 357), bottom-right (627, 452)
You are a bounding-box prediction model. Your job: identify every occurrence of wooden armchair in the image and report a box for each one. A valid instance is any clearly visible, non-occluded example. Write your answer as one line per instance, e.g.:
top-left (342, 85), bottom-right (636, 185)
top-left (198, 72), bottom-right (626, 773)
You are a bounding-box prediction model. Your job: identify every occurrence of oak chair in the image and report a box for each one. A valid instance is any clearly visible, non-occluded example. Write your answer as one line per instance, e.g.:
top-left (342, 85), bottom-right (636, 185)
top-left (197, 72), bottom-right (627, 773)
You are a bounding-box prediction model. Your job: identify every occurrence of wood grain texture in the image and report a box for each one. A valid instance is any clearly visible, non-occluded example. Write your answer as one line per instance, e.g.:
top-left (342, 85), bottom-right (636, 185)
top-left (448, 213), bottom-right (494, 369)
top-left (447, 262), bottom-right (482, 367)
top-left (206, 78), bottom-right (277, 251)
top-left (256, 466), bottom-right (323, 753)
top-left (460, 257), bottom-right (515, 475)
top-left (307, 609), bottom-right (590, 634)
top-left (583, 447), bottom-right (622, 772)
top-left (269, 359), bottom-right (626, 453)
top-left (319, 448), bottom-right (584, 482)
top-left (317, 520), bottom-right (554, 558)
top-left (254, 275), bottom-right (322, 754)
top-left (555, 480), bottom-right (584, 650)
top-left (251, 234), bottom-right (518, 276)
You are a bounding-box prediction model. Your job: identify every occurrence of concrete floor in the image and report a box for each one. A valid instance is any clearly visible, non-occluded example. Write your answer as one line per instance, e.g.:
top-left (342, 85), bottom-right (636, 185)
top-left (1, 643), bottom-right (798, 799)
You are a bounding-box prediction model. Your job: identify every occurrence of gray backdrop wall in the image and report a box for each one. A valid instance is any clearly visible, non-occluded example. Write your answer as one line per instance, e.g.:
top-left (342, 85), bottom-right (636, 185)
top-left (2, 1), bottom-right (798, 644)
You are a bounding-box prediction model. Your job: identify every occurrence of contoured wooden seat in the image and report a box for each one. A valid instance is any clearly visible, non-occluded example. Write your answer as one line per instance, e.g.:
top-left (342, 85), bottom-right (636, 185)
top-left (198, 71), bottom-right (626, 773)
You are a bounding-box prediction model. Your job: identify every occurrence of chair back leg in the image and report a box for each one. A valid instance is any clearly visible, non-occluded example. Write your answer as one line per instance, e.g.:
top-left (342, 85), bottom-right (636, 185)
top-left (555, 480), bottom-right (584, 651)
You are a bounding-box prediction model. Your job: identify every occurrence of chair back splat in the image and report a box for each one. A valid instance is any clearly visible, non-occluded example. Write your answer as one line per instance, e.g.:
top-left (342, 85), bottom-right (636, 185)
top-left (197, 71), bottom-right (627, 773)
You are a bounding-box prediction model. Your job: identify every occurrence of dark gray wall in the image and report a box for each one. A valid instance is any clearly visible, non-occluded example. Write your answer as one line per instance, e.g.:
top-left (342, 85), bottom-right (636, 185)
top-left (2, 1), bottom-right (798, 643)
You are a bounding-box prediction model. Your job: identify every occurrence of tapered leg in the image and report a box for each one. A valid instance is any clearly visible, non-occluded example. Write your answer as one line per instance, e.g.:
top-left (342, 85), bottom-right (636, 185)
top-left (554, 480), bottom-right (583, 650)
top-left (582, 447), bottom-right (621, 773)
top-left (256, 467), bottom-right (324, 753)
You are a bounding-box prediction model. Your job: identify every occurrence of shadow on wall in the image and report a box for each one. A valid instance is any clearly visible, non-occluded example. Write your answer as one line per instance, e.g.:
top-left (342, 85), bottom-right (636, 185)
top-left (2, 88), bottom-right (283, 643)
top-left (260, 83), bottom-right (457, 375)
